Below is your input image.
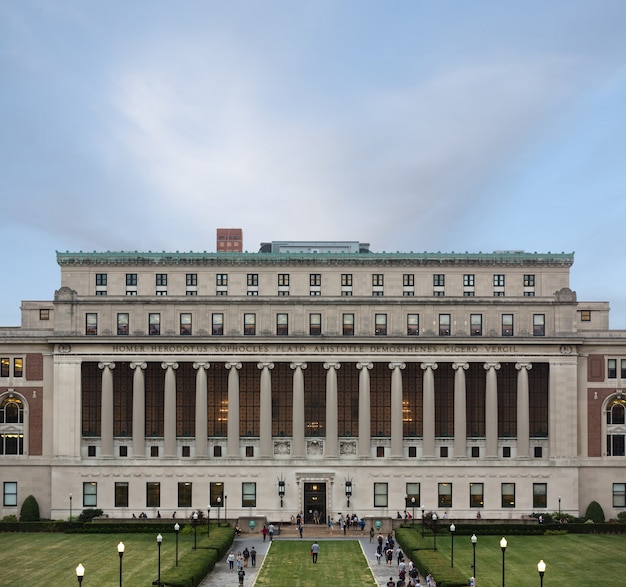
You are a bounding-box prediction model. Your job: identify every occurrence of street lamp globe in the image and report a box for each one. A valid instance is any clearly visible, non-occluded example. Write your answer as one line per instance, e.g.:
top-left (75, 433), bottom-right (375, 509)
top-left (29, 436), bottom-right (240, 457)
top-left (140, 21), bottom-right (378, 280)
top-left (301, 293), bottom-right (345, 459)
top-left (76, 563), bottom-right (85, 586)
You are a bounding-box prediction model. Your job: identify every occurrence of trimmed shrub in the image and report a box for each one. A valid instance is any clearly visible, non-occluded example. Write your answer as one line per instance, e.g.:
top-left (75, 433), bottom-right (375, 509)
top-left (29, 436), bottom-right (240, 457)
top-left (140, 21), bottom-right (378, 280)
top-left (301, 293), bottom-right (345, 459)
top-left (78, 508), bottom-right (103, 523)
top-left (20, 495), bottom-right (40, 522)
top-left (585, 501), bottom-right (605, 523)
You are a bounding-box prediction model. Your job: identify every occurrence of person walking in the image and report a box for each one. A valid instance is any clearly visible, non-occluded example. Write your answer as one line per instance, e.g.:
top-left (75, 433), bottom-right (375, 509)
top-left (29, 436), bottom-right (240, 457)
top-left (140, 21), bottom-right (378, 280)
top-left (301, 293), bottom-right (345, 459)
top-left (268, 523), bottom-right (275, 541)
top-left (261, 525), bottom-right (268, 541)
top-left (227, 550), bottom-right (235, 570)
top-left (250, 546), bottom-right (257, 567)
top-left (237, 568), bottom-right (245, 586)
top-left (310, 541), bottom-right (320, 563)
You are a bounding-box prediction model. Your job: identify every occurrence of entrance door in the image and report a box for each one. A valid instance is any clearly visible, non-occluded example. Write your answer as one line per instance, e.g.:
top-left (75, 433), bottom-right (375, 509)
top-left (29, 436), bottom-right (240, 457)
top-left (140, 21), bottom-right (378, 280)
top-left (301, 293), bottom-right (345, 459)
top-left (303, 482), bottom-right (326, 524)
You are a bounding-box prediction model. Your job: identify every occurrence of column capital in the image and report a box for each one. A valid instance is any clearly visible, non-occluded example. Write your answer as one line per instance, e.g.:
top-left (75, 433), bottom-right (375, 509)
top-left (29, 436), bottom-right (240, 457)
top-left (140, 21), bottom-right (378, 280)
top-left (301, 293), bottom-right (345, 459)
top-left (161, 362), bottom-right (179, 370)
top-left (421, 362), bottom-right (438, 371)
top-left (388, 362), bottom-right (406, 370)
top-left (98, 361), bottom-right (116, 370)
top-left (193, 362), bottom-right (210, 370)
top-left (257, 362), bottom-right (275, 370)
top-left (290, 362), bottom-right (308, 370)
top-left (357, 362), bottom-right (373, 370)
top-left (225, 362), bottom-right (242, 370)
top-left (483, 362), bottom-right (501, 371)
top-left (515, 362), bottom-right (533, 371)
top-left (130, 362), bottom-right (147, 370)
top-left (452, 362), bottom-right (469, 371)
top-left (323, 362), bottom-right (341, 370)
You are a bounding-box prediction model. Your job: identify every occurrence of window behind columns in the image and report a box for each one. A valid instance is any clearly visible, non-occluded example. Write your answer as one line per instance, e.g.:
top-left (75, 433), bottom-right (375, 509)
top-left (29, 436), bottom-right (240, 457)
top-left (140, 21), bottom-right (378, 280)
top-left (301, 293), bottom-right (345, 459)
top-left (434, 364), bottom-right (454, 437)
top-left (207, 365), bottom-right (229, 437)
top-left (239, 363), bottom-right (261, 437)
top-left (272, 363), bottom-right (292, 437)
top-left (403, 363), bottom-right (423, 438)
top-left (113, 363), bottom-right (133, 437)
top-left (304, 363), bottom-right (326, 437)
top-left (466, 364), bottom-right (486, 437)
top-left (81, 362), bottom-right (101, 437)
top-left (529, 363), bottom-right (549, 437)
top-left (337, 363), bottom-right (358, 437)
top-left (370, 363), bottom-right (391, 437)
top-left (145, 363), bottom-right (165, 437)
top-left (176, 364), bottom-right (196, 437)
top-left (498, 363), bottom-right (517, 438)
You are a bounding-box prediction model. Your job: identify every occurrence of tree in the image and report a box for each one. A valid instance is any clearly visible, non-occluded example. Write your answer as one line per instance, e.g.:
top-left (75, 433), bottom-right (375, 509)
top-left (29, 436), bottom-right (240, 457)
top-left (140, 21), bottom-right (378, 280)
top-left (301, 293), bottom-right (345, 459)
top-left (20, 495), bottom-right (40, 522)
top-left (585, 500), bottom-right (605, 523)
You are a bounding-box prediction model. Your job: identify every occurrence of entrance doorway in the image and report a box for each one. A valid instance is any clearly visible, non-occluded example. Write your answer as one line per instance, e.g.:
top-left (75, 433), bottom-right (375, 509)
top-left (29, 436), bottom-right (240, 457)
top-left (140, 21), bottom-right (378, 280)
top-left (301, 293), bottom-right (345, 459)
top-left (303, 482), bottom-right (326, 525)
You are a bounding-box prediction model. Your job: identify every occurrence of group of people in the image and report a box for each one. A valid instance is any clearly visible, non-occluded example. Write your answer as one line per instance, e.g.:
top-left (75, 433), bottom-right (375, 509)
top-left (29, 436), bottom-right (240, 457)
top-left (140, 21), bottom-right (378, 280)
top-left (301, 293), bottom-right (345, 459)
top-left (378, 532), bottom-right (431, 587)
top-left (226, 546), bottom-right (258, 586)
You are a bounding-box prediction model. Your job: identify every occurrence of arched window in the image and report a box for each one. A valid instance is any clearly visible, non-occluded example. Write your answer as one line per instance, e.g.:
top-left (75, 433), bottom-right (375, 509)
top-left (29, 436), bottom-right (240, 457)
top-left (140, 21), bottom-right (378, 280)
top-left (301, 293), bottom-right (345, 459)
top-left (607, 401), bottom-right (625, 425)
top-left (606, 398), bottom-right (626, 457)
top-left (0, 396), bottom-right (25, 455)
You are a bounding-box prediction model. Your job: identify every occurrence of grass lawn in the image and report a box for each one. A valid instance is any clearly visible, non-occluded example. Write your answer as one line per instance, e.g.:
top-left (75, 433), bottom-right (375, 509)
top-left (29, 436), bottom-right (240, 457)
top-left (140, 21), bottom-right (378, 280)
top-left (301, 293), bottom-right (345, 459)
top-left (254, 540), bottom-right (377, 586)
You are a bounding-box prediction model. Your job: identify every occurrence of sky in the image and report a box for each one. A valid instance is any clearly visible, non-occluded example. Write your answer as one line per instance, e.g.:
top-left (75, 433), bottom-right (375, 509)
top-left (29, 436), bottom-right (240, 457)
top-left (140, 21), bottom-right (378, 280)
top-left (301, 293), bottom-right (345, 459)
top-left (1, 0), bottom-right (626, 328)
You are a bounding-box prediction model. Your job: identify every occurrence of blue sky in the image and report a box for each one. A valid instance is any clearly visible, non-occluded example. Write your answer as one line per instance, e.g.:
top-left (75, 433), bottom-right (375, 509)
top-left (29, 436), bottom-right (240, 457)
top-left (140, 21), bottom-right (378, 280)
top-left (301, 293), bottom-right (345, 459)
top-left (1, 1), bottom-right (626, 327)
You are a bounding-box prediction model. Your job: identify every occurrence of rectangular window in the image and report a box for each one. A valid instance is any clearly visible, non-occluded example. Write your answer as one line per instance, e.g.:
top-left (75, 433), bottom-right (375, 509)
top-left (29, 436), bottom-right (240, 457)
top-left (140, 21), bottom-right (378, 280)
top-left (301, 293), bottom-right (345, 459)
top-left (146, 482), bottom-right (160, 508)
top-left (438, 483), bottom-right (452, 508)
top-left (375, 314), bottom-right (387, 336)
top-left (464, 274), bottom-right (475, 287)
top-left (278, 274), bottom-right (289, 286)
top-left (613, 483), bottom-right (626, 507)
top-left (372, 274), bottom-right (384, 286)
top-left (470, 314), bottom-right (482, 336)
top-left (403, 274), bottom-right (414, 286)
top-left (407, 314), bottom-right (419, 336)
top-left (470, 483), bottom-right (484, 508)
top-left (86, 313), bottom-right (98, 336)
top-left (96, 273), bottom-right (107, 286)
top-left (242, 482), bottom-right (257, 507)
top-left (493, 274), bottom-right (505, 287)
top-left (433, 274), bottom-right (445, 287)
top-left (501, 482), bottom-right (515, 508)
top-left (83, 482), bottom-right (97, 507)
top-left (374, 482), bottom-right (388, 507)
top-left (533, 314), bottom-right (545, 336)
top-left (276, 313), bottom-right (289, 336)
top-left (342, 313), bottom-right (354, 336)
top-left (216, 274), bottom-right (228, 286)
top-left (39, 309), bottom-right (50, 320)
top-left (580, 310), bottom-right (591, 322)
top-left (244, 313), bottom-right (256, 336)
top-left (0, 358), bottom-right (9, 377)
top-left (149, 313), bottom-right (160, 336)
top-left (186, 273), bottom-right (197, 286)
top-left (533, 483), bottom-right (547, 509)
top-left (180, 313), bottom-right (192, 336)
top-left (524, 274), bottom-right (535, 287)
top-left (13, 358), bottom-right (22, 378)
top-left (341, 274), bottom-right (353, 286)
top-left (608, 359), bottom-right (617, 379)
top-left (210, 482), bottom-right (225, 507)
top-left (3, 482), bottom-right (17, 507)
top-left (178, 482), bottom-right (192, 508)
top-left (406, 482), bottom-right (420, 508)
top-left (247, 274), bottom-right (258, 286)
top-left (126, 274), bottom-right (137, 286)
top-left (115, 482), bottom-right (129, 507)
top-left (309, 313), bottom-right (321, 336)
top-left (439, 314), bottom-right (451, 336)
top-left (621, 359), bottom-right (626, 379)
top-left (310, 274), bottom-right (321, 286)
top-left (156, 274), bottom-right (167, 286)
top-left (117, 313), bottom-right (129, 336)
top-left (212, 313), bottom-right (224, 336)
top-left (502, 314), bottom-right (514, 337)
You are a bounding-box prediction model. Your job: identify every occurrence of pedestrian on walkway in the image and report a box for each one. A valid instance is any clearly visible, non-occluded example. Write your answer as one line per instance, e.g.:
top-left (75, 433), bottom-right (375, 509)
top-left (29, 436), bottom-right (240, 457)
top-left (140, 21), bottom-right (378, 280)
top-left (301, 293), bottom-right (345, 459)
top-left (298, 522), bottom-right (303, 538)
top-left (250, 546), bottom-right (257, 567)
top-left (227, 550), bottom-right (235, 570)
top-left (237, 568), bottom-right (245, 586)
top-left (261, 525), bottom-right (268, 541)
top-left (370, 527), bottom-right (375, 542)
top-left (310, 540), bottom-right (320, 563)
top-left (268, 523), bottom-right (275, 541)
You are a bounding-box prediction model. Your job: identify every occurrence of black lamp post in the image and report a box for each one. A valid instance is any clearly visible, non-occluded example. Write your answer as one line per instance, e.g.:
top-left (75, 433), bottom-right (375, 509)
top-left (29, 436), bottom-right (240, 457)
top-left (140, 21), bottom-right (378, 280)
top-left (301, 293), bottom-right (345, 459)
top-left (432, 513), bottom-right (438, 551)
top-left (224, 494), bottom-right (228, 526)
top-left (500, 537), bottom-right (507, 587)
top-left (421, 508), bottom-right (425, 538)
top-left (152, 533), bottom-right (162, 586)
top-left (217, 496), bottom-right (221, 527)
top-left (558, 496), bottom-right (562, 525)
top-left (174, 523), bottom-right (180, 566)
top-left (538, 559), bottom-right (546, 587)
top-left (471, 534), bottom-right (477, 578)
top-left (192, 512), bottom-right (198, 550)
top-left (278, 480), bottom-right (286, 508)
top-left (69, 493), bottom-right (73, 527)
top-left (117, 542), bottom-right (125, 587)
top-left (449, 524), bottom-right (455, 567)
top-left (207, 505), bottom-right (211, 537)
top-left (345, 480), bottom-right (352, 508)
top-left (411, 497), bottom-right (416, 528)
top-left (76, 563), bottom-right (85, 586)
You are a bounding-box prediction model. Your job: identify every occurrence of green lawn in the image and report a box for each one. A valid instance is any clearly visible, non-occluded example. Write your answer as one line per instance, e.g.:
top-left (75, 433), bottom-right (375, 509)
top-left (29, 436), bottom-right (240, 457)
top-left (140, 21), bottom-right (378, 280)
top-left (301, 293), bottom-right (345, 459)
top-left (254, 540), bottom-right (377, 586)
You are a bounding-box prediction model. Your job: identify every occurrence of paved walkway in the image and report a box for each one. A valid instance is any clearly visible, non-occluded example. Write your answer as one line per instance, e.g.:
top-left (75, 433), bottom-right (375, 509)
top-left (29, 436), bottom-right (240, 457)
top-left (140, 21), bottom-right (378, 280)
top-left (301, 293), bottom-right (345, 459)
top-left (198, 533), bottom-right (417, 587)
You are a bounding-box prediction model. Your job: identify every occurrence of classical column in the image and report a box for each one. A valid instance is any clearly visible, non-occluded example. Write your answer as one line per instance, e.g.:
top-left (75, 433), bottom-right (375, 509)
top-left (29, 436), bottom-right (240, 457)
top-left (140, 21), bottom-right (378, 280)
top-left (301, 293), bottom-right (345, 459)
top-left (226, 363), bottom-right (242, 457)
top-left (484, 362), bottom-right (501, 457)
top-left (258, 362), bottom-right (274, 458)
top-left (421, 363), bottom-right (437, 458)
top-left (162, 362), bottom-right (179, 457)
top-left (324, 362), bottom-right (340, 457)
top-left (357, 363), bottom-right (373, 457)
top-left (452, 362), bottom-right (469, 458)
top-left (389, 362), bottom-right (406, 458)
top-left (516, 362), bottom-right (532, 458)
top-left (98, 362), bottom-right (115, 457)
top-left (130, 362), bottom-right (147, 457)
top-left (290, 362), bottom-right (307, 458)
top-left (193, 362), bottom-right (210, 458)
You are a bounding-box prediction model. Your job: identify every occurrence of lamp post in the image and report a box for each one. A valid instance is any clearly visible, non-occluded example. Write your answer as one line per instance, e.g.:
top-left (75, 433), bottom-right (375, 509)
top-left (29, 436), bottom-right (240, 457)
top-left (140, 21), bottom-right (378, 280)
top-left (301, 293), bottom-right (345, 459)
top-left (538, 559), bottom-right (546, 587)
top-left (76, 563), bottom-right (85, 586)
top-left (500, 537), bottom-right (507, 587)
top-left (224, 494), bottom-right (228, 526)
top-left (558, 496), bottom-right (562, 525)
top-left (421, 508), bottom-right (425, 538)
top-left (207, 505), bottom-right (211, 537)
top-left (69, 493), bottom-right (73, 527)
top-left (217, 496), bottom-right (221, 527)
top-left (192, 512), bottom-right (198, 550)
top-left (278, 480), bottom-right (286, 508)
top-left (411, 497), bottom-right (416, 528)
top-left (471, 534), bottom-right (477, 578)
top-left (449, 524), bottom-right (455, 567)
top-left (174, 523), bottom-right (180, 566)
top-left (432, 513), bottom-right (438, 551)
top-left (117, 542), bottom-right (125, 587)
top-left (345, 480), bottom-right (352, 508)
top-left (152, 534), bottom-right (162, 586)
